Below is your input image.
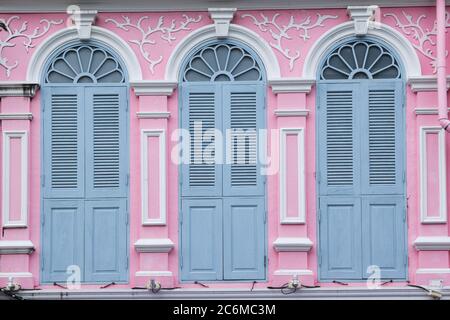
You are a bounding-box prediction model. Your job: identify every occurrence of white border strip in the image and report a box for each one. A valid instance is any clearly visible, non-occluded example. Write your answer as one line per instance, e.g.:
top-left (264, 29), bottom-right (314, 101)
top-left (419, 126), bottom-right (447, 224)
top-left (280, 128), bottom-right (305, 224)
top-left (2, 131), bottom-right (28, 228)
top-left (141, 129), bottom-right (167, 226)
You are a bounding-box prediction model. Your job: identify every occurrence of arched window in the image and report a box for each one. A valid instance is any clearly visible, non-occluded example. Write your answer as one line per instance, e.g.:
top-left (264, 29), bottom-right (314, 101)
top-left (182, 43), bottom-right (263, 82)
top-left (317, 38), bottom-right (407, 282)
top-left (320, 40), bottom-right (401, 80)
top-left (179, 40), bottom-right (266, 282)
top-left (41, 41), bottom-right (129, 284)
top-left (45, 43), bottom-right (125, 84)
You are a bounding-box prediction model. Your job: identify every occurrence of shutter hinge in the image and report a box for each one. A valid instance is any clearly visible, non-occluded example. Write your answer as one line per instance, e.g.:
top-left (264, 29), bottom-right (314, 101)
top-left (126, 173), bottom-right (129, 186)
top-left (318, 252), bottom-right (322, 266)
top-left (404, 253), bottom-right (408, 267)
top-left (264, 209), bottom-right (267, 224)
top-left (41, 256), bottom-right (44, 271)
top-left (403, 171), bottom-right (406, 183)
top-left (42, 213), bottom-right (45, 226)
top-left (41, 174), bottom-right (45, 187)
top-left (125, 255), bottom-right (129, 270)
top-left (126, 211), bottom-right (129, 226)
top-left (179, 171), bottom-right (183, 185)
top-left (316, 171), bottom-right (321, 184)
top-left (403, 206), bottom-right (407, 222)
top-left (180, 252), bottom-right (183, 269)
top-left (264, 255), bottom-right (267, 267)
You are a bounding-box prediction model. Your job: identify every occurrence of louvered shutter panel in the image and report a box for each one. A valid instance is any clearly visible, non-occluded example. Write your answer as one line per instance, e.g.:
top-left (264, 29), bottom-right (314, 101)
top-left (223, 84), bottom-right (264, 197)
top-left (361, 81), bottom-right (404, 195)
top-left (181, 84), bottom-right (222, 197)
top-left (318, 83), bottom-right (360, 196)
top-left (43, 87), bottom-right (84, 198)
top-left (85, 87), bottom-right (127, 198)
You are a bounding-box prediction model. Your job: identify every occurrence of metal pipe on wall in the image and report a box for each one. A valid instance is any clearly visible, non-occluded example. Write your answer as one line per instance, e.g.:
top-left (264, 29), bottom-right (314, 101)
top-left (437, 0), bottom-right (449, 131)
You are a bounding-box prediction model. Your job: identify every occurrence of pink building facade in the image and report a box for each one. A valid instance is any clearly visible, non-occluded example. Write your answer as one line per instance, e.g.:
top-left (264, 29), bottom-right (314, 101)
top-left (0, 0), bottom-right (449, 297)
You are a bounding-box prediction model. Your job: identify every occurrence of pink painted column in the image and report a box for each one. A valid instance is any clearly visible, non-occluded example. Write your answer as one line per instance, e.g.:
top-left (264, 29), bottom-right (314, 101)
top-left (130, 82), bottom-right (177, 288)
top-left (0, 83), bottom-right (39, 289)
top-left (269, 80), bottom-right (315, 286)
top-left (409, 85), bottom-right (450, 285)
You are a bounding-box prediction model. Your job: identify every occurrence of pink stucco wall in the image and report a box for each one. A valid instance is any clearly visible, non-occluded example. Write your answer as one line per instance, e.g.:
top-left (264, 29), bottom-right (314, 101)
top-left (0, 6), bottom-right (449, 289)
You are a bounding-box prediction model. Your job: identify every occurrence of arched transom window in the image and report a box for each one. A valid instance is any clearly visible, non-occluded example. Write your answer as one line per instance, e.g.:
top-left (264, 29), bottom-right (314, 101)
top-left (183, 43), bottom-right (263, 82)
top-left (320, 40), bottom-right (401, 80)
top-left (45, 44), bottom-right (125, 84)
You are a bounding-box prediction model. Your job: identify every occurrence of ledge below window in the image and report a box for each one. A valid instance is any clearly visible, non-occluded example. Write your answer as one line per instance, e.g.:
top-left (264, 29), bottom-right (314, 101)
top-left (414, 236), bottom-right (450, 251)
top-left (273, 237), bottom-right (313, 252)
top-left (0, 240), bottom-right (35, 254)
top-left (134, 238), bottom-right (174, 253)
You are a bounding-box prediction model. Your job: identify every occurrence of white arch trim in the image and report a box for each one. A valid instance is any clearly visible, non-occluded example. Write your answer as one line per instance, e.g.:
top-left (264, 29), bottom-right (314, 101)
top-left (165, 24), bottom-right (281, 82)
top-left (27, 26), bottom-right (142, 82)
top-left (303, 21), bottom-right (422, 80)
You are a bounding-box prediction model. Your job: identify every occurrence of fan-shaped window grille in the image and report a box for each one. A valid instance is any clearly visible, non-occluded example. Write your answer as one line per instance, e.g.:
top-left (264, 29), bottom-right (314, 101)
top-left (320, 40), bottom-right (401, 80)
top-left (45, 44), bottom-right (125, 84)
top-left (183, 43), bottom-right (263, 82)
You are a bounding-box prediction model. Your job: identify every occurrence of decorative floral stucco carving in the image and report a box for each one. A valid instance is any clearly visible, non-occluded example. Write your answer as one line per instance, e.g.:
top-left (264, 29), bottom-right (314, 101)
top-left (241, 13), bottom-right (338, 70)
top-left (0, 16), bottom-right (63, 77)
top-left (384, 11), bottom-right (450, 73)
top-left (106, 14), bottom-right (202, 74)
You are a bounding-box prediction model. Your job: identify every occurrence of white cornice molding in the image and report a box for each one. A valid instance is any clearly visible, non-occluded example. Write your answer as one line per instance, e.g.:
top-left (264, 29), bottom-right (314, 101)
top-left (208, 8), bottom-right (237, 38)
top-left (414, 236), bottom-right (450, 251)
top-left (347, 6), bottom-right (378, 36)
top-left (136, 111), bottom-right (171, 119)
top-left (274, 109), bottom-right (310, 117)
top-left (67, 6), bottom-right (97, 40)
top-left (408, 75), bottom-right (450, 92)
top-left (268, 78), bottom-right (315, 94)
top-left (134, 238), bottom-right (174, 253)
top-left (0, 1), bottom-right (447, 12)
top-left (130, 81), bottom-right (178, 96)
top-left (0, 82), bottom-right (39, 97)
top-left (0, 113), bottom-right (33, 120)
top-left (273, 237), bottom-right (313, 252)
top-left (0, 240), bottom-right (34, 254)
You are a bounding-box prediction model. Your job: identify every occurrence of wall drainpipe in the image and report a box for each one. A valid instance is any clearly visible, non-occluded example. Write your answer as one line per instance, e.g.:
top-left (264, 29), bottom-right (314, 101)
top-left (437, 0), bottom-right (449, 131)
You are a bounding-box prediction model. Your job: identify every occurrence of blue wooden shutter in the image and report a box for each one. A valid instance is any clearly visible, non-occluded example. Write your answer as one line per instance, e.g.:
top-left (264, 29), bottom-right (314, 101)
top-left (362, 196), bottom-right (406, 279)
top-left (222, 84), bottom-right (264, 197)
top-left (223, 197), bottom-right (265, 280)
top-left (84, 199), bottom-right (128, 282)
top-left (42, 200), bottom-right (84, 283)
top-left (85, 87), bottom-right (127, 198)
top-left (181, 84), bottom-right (222, 197)
top-left (180, 199), bottom-right (223, 280)
top-left (319, 197), bottom-right (362, 280)
top-left (43, 87), bottom-right (84, 198)
top-left (360, 80), bottom-right (406, 279)
top-left (318, 83), bottom-right (362, 280)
